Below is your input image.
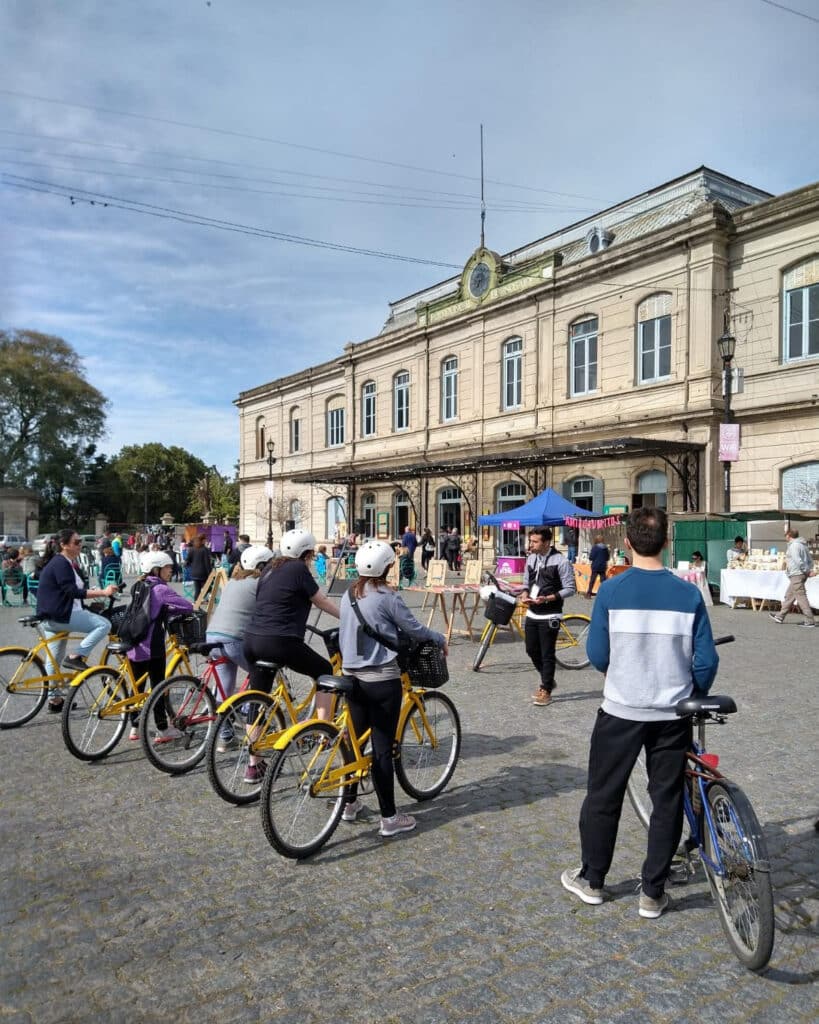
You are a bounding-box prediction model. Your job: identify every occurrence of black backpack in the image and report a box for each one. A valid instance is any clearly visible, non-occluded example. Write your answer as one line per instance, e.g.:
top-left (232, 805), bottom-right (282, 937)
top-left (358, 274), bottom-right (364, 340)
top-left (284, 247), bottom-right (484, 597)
top-left (115, 577), bottom-right (159, 648)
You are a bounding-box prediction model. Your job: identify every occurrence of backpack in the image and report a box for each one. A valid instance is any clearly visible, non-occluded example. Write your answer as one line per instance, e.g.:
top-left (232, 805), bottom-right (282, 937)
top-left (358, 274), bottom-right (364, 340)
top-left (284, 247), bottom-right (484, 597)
top-left (116, 577), bottom-right (159, 648)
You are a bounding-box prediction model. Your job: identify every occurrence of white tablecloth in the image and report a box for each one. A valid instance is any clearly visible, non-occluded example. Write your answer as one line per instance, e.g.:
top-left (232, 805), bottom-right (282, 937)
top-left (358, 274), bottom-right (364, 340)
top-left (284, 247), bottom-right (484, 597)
top-left (670, 568), bottom-right (713, 606)
top-left (719, 569), bottom-right (819, 609)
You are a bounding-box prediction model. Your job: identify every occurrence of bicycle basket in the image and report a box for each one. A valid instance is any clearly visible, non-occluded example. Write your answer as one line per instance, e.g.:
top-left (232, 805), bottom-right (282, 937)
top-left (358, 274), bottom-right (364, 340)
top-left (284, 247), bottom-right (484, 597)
top-left (167, 609), bottom-right (208, 645)
top-left (405, 641), bottom-right (449, 688)
top-left (484, 591), bottom-right (516, 626)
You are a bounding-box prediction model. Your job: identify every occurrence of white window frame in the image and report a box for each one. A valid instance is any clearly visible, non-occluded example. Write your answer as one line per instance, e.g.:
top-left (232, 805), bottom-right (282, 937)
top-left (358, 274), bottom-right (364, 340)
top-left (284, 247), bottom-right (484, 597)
top-left (289, 410), bottom-right (300, 454)
top-left (326, 407), bottom-right (345, 448)
top-left (569, 318), bottom-right (598, 396)
top-left (393, 371), bottom-right (409, 431)
top-left (637, 315), bottom-right (671, 384)
top-left (502, 338), bottom-right (523, 410)
top-left (361, 381), bottom-right (376, 438)
top-left (441, 356), bottom-right (458, 422)
top-left (784, 283), bottom-right (819, 363)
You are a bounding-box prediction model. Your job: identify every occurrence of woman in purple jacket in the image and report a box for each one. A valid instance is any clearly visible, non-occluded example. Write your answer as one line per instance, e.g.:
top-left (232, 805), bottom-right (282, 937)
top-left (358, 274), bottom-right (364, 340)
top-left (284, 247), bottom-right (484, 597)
top-left (126, 550), bottom-right (194, 741)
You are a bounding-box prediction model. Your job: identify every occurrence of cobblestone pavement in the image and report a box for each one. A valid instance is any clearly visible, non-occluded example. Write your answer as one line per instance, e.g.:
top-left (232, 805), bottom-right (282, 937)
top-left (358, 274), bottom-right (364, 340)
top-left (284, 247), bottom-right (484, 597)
top-left (0, 591), bottom-right (817, 1023)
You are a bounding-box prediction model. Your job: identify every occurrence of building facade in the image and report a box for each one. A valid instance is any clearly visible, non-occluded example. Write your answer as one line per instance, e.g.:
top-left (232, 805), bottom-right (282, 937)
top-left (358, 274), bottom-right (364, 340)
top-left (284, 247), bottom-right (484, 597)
top-left (235, 168), bottom-right (819, 552)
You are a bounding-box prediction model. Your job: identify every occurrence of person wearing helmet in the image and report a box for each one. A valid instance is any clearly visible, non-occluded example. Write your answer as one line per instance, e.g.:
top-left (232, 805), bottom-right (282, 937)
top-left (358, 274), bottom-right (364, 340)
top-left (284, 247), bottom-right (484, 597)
top-left (242, 529), bottom-right (340, 783)
top-left (204, 545), bottom-right (274, 750)
top-left (125, 549), bottom-right (195, 742)
top-left (338, 540), bottom-right (448, 837)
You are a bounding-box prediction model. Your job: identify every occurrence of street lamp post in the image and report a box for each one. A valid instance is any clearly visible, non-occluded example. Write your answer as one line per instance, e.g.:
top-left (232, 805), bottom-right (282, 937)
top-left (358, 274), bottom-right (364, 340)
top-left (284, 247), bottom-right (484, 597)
top-left (265, 441), bottom-right (277, 549)
top-left (717, 329), bottom-right (737, 514)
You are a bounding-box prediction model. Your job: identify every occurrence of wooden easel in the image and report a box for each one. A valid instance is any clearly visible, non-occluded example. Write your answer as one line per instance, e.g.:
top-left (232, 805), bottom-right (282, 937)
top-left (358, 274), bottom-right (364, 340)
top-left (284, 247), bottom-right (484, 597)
top-left (193, 567), bottom-right (229, 617)
top-left (421, 560), bottom-right (448, 611)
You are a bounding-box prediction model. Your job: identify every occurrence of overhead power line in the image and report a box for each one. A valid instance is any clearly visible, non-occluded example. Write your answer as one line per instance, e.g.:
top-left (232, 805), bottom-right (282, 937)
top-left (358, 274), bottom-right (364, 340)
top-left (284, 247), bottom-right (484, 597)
top-left (1, 172), bottom-right (463, 269)
top-left (757, 0), bottom-right (819, 24)
top-left (0, 88), bottom-right (609, 203)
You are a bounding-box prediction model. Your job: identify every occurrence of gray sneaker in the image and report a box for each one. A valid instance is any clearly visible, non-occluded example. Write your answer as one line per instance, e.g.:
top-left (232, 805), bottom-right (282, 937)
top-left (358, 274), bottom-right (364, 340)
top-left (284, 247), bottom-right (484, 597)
top-left (561, 868), bottom-right (604, 906)
top-left (800, 621), bottom-right (816, 628)
top-left (638, 890), bottom-right (670, 918)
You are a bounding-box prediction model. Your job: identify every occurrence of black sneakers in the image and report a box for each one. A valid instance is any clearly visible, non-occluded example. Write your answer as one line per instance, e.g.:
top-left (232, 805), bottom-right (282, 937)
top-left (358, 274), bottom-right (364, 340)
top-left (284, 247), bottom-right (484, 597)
top-left (62, 654), bottom-right (89, 673)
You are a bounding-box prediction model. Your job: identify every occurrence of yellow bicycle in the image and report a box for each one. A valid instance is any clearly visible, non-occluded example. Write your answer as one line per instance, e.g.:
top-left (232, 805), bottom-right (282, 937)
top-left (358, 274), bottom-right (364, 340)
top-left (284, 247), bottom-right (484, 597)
top-left (259, 671), bottom-right (461, 859)
top-left (60, 618), bottom-right (200, 761)
top-left (0, 612), bottom-right (118, 729)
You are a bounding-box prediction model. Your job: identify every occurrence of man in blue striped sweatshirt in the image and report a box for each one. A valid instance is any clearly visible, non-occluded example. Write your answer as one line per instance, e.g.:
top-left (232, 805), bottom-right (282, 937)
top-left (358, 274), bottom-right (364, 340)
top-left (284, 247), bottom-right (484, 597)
top-left (562, 507), bottom-right (719, 919)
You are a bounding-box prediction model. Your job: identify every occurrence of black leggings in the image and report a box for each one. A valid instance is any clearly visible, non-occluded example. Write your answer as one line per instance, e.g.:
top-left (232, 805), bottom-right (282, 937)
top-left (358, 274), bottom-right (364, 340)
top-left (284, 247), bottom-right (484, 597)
top-left (129, 655), bottom-right (169, 727)
top-left (344, 676), bottom-right (403, 818)
top-left (243, 634), bottom-right (332, 692)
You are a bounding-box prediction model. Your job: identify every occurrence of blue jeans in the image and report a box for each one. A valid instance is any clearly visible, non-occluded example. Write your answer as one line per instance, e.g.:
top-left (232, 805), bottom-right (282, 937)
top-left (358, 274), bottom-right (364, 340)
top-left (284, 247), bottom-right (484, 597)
top-left (44, 607), bottom-right (111, 661)
top-left (205, 633), bottom-right (249, 700)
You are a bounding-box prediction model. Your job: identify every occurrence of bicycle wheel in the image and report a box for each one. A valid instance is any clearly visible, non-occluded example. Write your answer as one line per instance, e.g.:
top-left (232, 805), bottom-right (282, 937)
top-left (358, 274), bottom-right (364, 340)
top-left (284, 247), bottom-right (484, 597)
top-left (140, 675), bottom-right (216, 775)
top-left (206, 694), bottom-right (286, 805)
top-left (471, 623), bottom-right (496, 672)
top-left (61, 667), bottom-right (129, 761)
top-left (260, 722), bottom-right (349, 859)
top-left (626, 750), bottom-right (652, 830)
top-left (396, 691), bottom-right (461, 800)
top-left (0, 649), bottom-right (48, 728)
top-left (702, 781), bottom-right (775, 971)
top-left (554, 614), bottom-right (591, 669)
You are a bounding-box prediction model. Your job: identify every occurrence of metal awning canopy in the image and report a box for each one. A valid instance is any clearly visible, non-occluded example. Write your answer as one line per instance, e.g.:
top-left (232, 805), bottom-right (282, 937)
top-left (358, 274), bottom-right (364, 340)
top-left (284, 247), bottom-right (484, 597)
top-left (290, 436), bottom-right (704, 487)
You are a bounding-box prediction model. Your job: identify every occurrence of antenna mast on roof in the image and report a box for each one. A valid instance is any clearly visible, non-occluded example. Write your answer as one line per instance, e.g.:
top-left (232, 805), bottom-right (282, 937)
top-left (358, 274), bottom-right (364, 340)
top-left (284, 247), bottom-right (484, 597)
top-left (480, 124), bottom-right (486, 249)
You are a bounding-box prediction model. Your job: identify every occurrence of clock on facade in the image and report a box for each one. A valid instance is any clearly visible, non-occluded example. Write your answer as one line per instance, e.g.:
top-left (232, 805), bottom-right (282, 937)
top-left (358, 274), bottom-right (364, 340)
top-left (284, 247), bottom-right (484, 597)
top-left (468, 261), bottom-right (492, 298)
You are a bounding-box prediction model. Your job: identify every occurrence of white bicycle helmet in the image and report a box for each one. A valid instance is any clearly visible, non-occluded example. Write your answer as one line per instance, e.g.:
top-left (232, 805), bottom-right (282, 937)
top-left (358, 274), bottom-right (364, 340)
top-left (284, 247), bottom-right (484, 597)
top-left (141, 550), bottom-right (174, 574)
top-left (279, 529), bottom-right (316, 559)
top-left (240, 544), bottom-right (274, 571)
top-left (355, 540), bottom-right (396, 578)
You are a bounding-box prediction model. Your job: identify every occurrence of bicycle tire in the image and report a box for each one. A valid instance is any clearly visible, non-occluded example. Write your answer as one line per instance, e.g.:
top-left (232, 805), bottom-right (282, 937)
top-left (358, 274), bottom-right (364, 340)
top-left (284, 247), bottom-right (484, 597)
top-left (702, 781), bottom-right (775, 971)
top-left (140, 675), bottom-right (216, 775)
top-left (471, 622), bottom-right (496, 672)
top-left (396, 690), bottom-right (461, 800)
top-left (61, 667), bottom-right (129, 761)
top-left (0, 648), bottom-right (48, 728)
top-left (205, 693), bottom-right (286, 805)
top-left (260, 722), bottom-right (349, 859)
top-left (554, 614), bottom-right (591, 669)
top-left (626, 750), bottom-right (652, 830)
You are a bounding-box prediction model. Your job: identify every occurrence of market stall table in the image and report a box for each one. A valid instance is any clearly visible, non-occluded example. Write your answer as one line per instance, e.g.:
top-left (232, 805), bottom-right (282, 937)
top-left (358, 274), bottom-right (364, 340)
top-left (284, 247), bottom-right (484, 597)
top-left (719, 569), bottom-right (819, 612)
top-left (405, 584), bottom-right (482, 642)
top-left (573, 562), bottom-right (630, 596)
top-left (671, 567), bottom-right (713, 607)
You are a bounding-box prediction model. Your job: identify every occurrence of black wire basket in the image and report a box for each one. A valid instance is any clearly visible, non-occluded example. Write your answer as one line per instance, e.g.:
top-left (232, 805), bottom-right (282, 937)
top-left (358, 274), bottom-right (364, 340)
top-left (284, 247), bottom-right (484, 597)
top-left (405, 641), bottom-right (449, 688)
top-left (484, 592), bottom-right (517, 626)
top-left (167, 610), bottom-right (208, 646)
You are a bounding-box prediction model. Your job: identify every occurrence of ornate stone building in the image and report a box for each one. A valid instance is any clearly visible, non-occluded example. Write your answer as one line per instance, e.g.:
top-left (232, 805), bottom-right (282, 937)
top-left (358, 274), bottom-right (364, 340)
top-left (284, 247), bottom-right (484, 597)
top-left (235, 167), bottom-right (819, 550)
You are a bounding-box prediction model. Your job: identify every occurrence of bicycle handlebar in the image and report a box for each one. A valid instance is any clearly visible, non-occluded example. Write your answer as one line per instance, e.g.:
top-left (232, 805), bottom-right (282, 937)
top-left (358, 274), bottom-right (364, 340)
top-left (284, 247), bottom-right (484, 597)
top-left (305, 623), bottom-right (339, 640)
top-left (714, 635), bottom-right (735, 646)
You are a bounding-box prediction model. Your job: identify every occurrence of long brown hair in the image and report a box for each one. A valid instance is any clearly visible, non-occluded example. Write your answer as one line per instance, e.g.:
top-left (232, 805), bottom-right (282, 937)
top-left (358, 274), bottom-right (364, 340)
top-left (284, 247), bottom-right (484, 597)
top-left (350, 570), bottom-right (389, 600)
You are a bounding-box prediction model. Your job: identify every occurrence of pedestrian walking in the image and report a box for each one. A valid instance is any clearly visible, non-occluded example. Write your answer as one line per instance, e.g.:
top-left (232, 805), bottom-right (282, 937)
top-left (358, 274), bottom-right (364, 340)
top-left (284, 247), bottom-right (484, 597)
top-left (769, 528), bottom-right (815, 628)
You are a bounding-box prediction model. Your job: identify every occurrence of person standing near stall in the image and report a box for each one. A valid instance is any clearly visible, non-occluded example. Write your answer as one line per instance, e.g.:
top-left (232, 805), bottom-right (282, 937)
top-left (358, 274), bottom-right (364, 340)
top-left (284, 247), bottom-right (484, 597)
top-left (586, 534), bottom-right (610, 599)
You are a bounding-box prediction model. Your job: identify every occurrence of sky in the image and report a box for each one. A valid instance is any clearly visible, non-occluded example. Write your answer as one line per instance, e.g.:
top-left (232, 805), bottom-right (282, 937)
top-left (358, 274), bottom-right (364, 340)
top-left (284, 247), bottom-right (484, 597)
top-left (2, 0), bottom-right (818, 478)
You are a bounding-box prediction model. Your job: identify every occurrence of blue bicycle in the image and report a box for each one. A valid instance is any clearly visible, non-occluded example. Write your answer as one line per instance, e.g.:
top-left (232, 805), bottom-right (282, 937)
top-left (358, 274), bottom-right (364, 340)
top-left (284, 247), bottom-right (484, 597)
top-left (626, 637), bottom-right (774, 972)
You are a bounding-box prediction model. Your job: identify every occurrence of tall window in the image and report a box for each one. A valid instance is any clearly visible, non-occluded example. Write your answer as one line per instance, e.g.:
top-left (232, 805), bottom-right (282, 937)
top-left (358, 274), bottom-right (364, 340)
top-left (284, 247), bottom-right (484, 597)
top-left (570, 317), bottom-right (598, 396)
top-left (637, 294), bottom-right (672, 384)
top-left (326, 496), bottom-right (345, 540)
top-left (361, 493), bottom-right (376, 538)
top-left (782, 462), bottom-right (819, 510)
top-left (289, 407), bottom-right (300, 454)
top-left (393, 371), bottom-right (409, 431)
top-left (496, 481), bottom-right (526, 555)
top-left (326, 400), bottom-right (345, 447)
top-left (783, 260), bottom-right (819, 362)
top-left (441, 356), bottom-right (458, 421)
top-left (255, 417), bottom-right (265, 459)
top-left (502, 337), bottom-right (523, 409)
top-left (394, 490), bottom-right (410, 536)
top-left (289, 499), bottom-right (302, 528)
top-left (633, 469), bottom-right (668, 510)
top-left (361, 381), bottom-right (376, 438)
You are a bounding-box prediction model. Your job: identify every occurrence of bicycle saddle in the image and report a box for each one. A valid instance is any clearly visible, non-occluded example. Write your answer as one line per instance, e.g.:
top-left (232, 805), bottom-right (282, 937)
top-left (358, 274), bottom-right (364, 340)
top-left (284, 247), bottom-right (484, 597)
top-left (316, 673), bottom-right (355, 696)
top-left (18, 614), bottom-right (46, 625)
top-left (106, 642), bottom-right (130, 655)
top-left (675, 694), bottom-right (737, 717)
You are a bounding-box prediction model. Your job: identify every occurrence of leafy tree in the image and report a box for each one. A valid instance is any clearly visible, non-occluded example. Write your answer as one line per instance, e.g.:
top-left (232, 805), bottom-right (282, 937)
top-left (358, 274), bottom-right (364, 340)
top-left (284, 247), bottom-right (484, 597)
top-left (0, 330), bottom-right (107, 487)
top-left (112, 444), bottom-right (210, 525)
top-left (186, 470), bottom-right (239, 523)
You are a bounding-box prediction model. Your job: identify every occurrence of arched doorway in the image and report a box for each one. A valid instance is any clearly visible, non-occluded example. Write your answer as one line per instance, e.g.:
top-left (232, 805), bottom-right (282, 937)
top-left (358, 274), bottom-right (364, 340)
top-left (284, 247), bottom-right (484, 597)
top-left (393, 490), bottom-right (410, 538)
top-left (495, 482), bottom-right (526, 555)
top-left (437, 486), bottom-right (462, 534)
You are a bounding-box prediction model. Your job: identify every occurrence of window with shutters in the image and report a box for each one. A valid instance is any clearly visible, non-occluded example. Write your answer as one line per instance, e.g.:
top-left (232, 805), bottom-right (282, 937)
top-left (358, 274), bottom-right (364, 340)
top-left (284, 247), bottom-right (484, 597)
top-left (289, 407), bottom-right (301, 453)
top-left (393, 371), bottom-right (410, 431)
top-left (326, 397), bottom-right (345, 448)
top-left (637, 293), bottom-right (672, 384)
top-left (569, 317), bottom-right (598, 396)
top-left (501, 337), bottom-right (523, 409)
top-left (783, 259), bottom-right (819, 363)
top-left (361, 381), bottom-right (376, 438)
top-left (441, 356), bottom-right (458, 422)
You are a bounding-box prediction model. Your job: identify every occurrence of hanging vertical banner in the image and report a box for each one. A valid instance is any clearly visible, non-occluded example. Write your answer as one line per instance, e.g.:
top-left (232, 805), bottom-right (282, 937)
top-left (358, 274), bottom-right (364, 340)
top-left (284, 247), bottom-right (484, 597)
top-left (719, 424), bottom-right (740, 462)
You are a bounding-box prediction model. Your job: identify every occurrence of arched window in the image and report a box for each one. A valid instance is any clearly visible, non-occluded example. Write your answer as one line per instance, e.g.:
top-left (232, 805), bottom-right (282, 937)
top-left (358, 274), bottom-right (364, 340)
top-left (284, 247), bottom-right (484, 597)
top-left (437, 486), bottom-right (462, 533)
top-left (569, 316), bottom-right (598, 396)
top-left (782, 461), bottom-right (819, 510)
top-left (361, 380), bottom-right (376, 438)
top-left (636, 293), bottom-right (672, 384)
top-left (326, 496), bottom-right (346, 540)
top-left (393, 489), bottom-right (410, 536)
top-left (441, 356), bottom-right (458, 422)
top-left (393, 371), bottom-right (410, 431)
top-left (361, 492), bottom-right (376, 538)
top-left (633, 469), bottom-right (668, 510)
top-left (563, 475), bottom-right (604, 512)
top-left (501, 337), bottom-right (523, 410)
top-left (289, 498), bottom-right (302, 529)
top-left (289, 406), bottom-right (301, 454)
top-left (255, 416), bottom-right (265, 460)
top-left (783, 258), bottom-right (819, 362)
top-left (326, 395), bottom-right (345, 448)
top-left (495, 481), bottom-right (526, 555)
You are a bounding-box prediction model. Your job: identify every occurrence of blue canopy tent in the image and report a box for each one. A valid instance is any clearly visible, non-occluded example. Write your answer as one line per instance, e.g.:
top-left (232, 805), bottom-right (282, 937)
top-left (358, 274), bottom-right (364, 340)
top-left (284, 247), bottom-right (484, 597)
top-left (478, 488), bottom-right (600, 527)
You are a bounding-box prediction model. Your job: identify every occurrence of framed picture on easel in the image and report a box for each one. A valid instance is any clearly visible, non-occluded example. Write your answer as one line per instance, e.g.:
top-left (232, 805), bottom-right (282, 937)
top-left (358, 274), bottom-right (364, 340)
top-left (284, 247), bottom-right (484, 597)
top-left (376, 512), bottom-right (390, 539)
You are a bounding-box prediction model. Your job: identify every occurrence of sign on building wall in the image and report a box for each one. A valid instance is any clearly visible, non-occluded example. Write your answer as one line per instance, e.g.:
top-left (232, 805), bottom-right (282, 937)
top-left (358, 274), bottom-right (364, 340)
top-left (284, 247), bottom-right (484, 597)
top-left (719, 424), bottom-right (741, 462)
top-left (376, 511), bottom-right (390, 539)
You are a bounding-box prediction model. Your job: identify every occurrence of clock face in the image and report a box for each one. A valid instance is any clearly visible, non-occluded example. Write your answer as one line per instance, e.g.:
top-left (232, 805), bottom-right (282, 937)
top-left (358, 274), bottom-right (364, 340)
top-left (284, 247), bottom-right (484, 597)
top-left (468, 261), bottom-right (491, 298)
